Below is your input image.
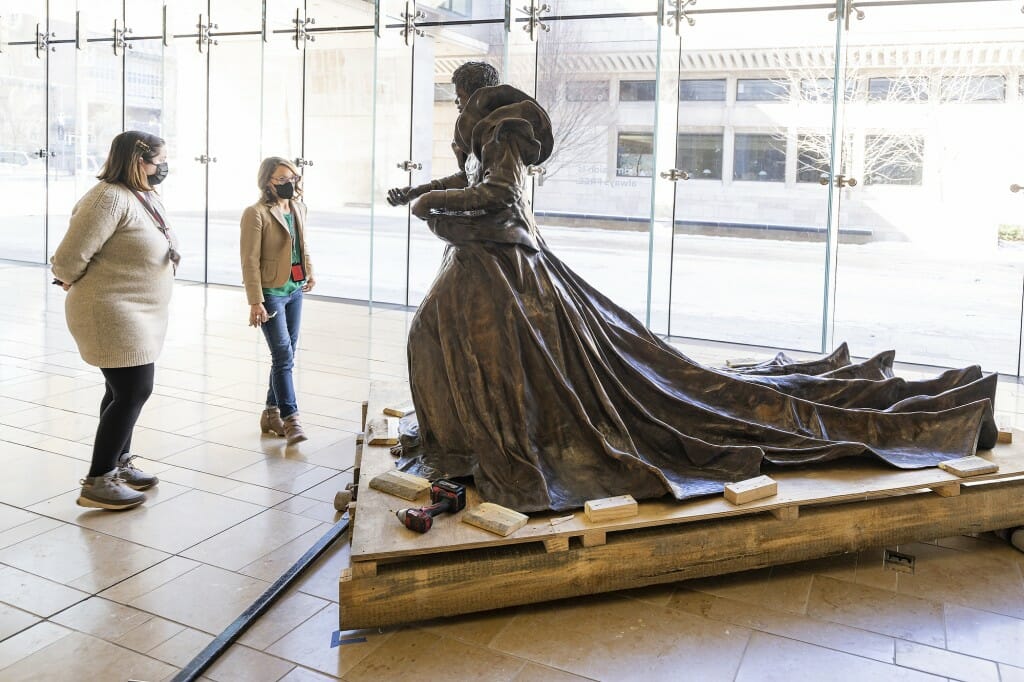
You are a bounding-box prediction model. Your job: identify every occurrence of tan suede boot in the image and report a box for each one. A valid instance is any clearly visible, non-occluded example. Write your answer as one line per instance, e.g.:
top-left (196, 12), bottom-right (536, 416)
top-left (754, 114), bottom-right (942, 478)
top-left (283, 413), bottom-right (308, 445)
top-left (260, 407), bottom-right (286, 437)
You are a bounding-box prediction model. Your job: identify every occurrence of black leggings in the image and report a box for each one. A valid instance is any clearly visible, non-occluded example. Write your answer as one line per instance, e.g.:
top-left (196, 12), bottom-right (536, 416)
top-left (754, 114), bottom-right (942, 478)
top-left (89, 364), bottom-right (155, 477)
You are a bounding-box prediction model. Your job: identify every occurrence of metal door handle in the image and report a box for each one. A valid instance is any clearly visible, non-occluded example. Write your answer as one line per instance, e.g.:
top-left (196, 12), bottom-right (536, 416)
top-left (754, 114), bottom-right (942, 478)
top-left (660, 169), bottom-right (689, 182)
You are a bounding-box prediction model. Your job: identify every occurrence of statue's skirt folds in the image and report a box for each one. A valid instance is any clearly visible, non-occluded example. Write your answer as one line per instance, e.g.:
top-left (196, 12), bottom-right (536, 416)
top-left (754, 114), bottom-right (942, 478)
top-left (403, 232), bottom-right (997, 513)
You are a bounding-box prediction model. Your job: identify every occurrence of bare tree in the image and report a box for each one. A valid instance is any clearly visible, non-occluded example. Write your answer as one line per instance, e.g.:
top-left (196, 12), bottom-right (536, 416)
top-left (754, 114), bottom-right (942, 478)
top-left (533, 23), bottom-right (614, 183)
top-left (773, 54), bottom-right (1004, 186)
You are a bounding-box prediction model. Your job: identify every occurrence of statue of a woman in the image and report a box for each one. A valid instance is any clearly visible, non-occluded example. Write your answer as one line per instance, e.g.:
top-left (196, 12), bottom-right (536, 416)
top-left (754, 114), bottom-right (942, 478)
top-left (402, 84), bottom-right (996, 513)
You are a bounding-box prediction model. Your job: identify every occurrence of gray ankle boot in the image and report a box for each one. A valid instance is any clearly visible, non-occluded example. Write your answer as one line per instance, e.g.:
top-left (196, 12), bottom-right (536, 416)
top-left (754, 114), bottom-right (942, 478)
top-left (77, 469), bottom-right (146, 510)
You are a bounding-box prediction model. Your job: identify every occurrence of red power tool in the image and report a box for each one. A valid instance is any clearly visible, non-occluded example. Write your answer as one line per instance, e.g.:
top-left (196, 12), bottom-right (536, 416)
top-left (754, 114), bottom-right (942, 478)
top-left (395, 479), bottom-right (466, 533)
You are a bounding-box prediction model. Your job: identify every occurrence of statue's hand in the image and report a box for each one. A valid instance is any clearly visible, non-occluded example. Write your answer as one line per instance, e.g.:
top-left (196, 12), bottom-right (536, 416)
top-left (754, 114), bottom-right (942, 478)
top-left (387, 186), bottom-right (414, 206)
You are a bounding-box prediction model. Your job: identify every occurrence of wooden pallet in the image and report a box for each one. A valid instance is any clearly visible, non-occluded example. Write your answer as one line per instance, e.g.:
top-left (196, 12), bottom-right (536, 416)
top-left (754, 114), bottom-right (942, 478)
top-left (339, 383), bottom-right (1024, 628)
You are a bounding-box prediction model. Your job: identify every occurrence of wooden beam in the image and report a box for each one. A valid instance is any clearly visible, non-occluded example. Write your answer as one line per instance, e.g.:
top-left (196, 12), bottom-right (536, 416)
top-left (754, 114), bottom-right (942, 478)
top-left (340, 479), bottom-right (1024, 628)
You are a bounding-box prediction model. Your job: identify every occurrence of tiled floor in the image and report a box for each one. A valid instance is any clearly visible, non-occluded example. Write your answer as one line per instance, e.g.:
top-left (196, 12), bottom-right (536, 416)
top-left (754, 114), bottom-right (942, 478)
top-left (3, 259), bottom-right (1024, 681)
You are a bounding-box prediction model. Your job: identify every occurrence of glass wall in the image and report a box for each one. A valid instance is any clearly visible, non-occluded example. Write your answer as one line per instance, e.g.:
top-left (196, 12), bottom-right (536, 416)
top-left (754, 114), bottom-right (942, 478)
top-left (1, 0), bottom-right (1024, 375)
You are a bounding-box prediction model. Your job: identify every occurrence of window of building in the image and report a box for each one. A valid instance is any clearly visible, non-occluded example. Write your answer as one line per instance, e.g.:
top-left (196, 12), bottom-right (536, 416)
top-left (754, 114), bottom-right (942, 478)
top-left (619, 80), bottom-right (656, 102)
top-left (733, 134), bottom-right (786, 181)
top-left (736, 78), bottom-right (789, 102)
top-left (434, 82), bottom-right (456, 102)
top-left (567, 80), bottom-right (609, 102)
top-left (796, 134), bottom-right (853, 183)
top-left (676, 133), bottom-right (723, 179)
top-left (799, 77), bottom-right (857, 103)
top-left (867, 77), bottom-right (929, 102)
top-left (864, 135), bottom-right (924, 185)
top-left (939, 75), bottom-right (1005, 102)
top-left (680, 79), bottom-right (726, 102)
top-left (797, 134), bottom-right (830, 184)
top-left (617, 132), bottom-right (654, 177)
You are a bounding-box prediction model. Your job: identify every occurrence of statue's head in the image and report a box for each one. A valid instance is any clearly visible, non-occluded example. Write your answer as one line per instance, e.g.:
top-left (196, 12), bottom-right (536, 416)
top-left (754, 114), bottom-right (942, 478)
top-left (451, 61), bottom-right (500, 112)
top-left (454, 85), bottom-right (553, 168)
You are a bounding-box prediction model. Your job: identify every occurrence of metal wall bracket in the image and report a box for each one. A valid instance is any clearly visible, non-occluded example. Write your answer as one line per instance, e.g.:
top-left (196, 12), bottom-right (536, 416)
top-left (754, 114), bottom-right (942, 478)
top-left (1011, 183), bottom-right (1022, 194)
top-left (197, 15), bottom-right (218, 53)
top-left (504, 0), bottom-right (512, 33)
top-left (35, 24), bottom-right (55, 59)
top-left (75, 11), bottom-right (82, 49)
top-left (397, 160), bottom-right (422, 171)
top-left (294, 157), bottom-right (314, 168)
top-left (819, 173), bottom-right (858, 188)
top-left (828, 0), bottom-right (865, 30)
top-left (664, 0), bottom-right (696, 36)
top-left (660, 168), bottom-right (690, 182)
top-left (162, 5), bottom-right (169, 46)
top-left (401, 2), bottom-right (425, 46)
top-left (294, 9), bottom-right (315, 49)
top-left (195, 154), bottom-right (217, 164)
top-left (113, 19), bottom-right (133, 56)
top-left (518, 0), bottom-right (550, 42)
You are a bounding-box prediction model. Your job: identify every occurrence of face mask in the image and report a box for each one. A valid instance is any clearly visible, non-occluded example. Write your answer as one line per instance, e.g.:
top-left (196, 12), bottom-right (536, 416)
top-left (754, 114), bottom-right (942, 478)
top-left (148, 162), bottom-right (169, 186)
top-left (274, 182), bottom-right (295, 200)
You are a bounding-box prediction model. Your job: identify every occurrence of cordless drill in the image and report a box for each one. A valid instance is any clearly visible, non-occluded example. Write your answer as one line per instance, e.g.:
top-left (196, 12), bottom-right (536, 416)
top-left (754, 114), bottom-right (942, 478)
top-left (395, 479), bottom-right (466, 533)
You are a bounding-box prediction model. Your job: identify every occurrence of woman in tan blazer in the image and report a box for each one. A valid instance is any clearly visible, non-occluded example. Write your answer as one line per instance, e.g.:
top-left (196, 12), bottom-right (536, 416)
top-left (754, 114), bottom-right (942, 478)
top-left (240, 157), bottom-right (315, 445)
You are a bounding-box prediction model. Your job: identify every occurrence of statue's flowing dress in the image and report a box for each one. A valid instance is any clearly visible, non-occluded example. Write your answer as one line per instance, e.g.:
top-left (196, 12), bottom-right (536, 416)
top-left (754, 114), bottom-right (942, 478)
top-left (402, 85), bottom-right (997, 513)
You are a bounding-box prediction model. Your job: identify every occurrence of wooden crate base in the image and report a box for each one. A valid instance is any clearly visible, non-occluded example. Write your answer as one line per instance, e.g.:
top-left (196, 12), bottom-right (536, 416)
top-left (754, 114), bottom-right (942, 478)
top-left (340, 383), bottom-right (1024, 629)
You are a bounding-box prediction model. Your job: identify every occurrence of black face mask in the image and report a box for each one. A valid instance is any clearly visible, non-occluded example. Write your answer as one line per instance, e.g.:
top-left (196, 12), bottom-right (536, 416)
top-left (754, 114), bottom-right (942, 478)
top-left (148, 162), bottom-right (169, 186)
top-left (274, 182), bottom-right (295, 200)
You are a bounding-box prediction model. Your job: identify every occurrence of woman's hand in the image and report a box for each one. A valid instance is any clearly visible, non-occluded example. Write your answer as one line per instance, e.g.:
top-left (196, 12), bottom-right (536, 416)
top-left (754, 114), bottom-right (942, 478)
top-left (302, 275), bottom-right (316, 293)
top-left (249, 302), bottom-right (270, 327)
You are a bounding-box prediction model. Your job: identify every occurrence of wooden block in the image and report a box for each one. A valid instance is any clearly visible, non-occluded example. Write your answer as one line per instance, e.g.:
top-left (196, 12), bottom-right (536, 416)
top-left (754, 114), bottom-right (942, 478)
top-left (998, 429), bottom-right (1013, 445)
top-left (582, 530), bottom-right (607, 547)
top-left (334, 489), bottom-right (353, 511)
top-left (931, 483), bottom-right (961, 497)
top-left (367, 417), bottom-right (399, 446)
top-left (462, 503), bottom-right (529, 537)
top-left (368, 470), bottom-right (430, 501)
top-left (939, 456), bottom-right (998, 477)
top-left (584, 495), bottom-right (638, 523)
top-left (543, 537), bottom-right (569, 552)
top-left (724, 475), bottom-right (778, 505)
top-left (770, 505), bottom-right (799, 521)
top-left (351, 561), bottom-right (377, 578)
top-left (383, 400), bottom-right (415, 418)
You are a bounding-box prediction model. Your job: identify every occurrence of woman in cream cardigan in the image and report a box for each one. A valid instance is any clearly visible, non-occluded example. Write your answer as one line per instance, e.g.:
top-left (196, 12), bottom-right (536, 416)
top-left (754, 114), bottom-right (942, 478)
top-left (51, 130), bottom-right (175, 511)
top-left (240, 157), bottom-right (315, 445)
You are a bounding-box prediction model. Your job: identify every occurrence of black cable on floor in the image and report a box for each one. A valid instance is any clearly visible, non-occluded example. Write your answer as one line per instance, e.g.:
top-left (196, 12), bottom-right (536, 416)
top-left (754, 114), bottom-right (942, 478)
top-left (170, 514), bottom-right (351, 682)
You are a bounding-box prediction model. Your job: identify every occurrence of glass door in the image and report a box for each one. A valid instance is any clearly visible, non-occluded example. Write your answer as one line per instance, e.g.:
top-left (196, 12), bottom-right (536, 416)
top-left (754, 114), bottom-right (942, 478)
top-left (370, 0), bottom-right (416, 305)
top-left (665, 1), bottom-right (843, 351)
top-left (406, 13), bottom-right (507, 306)
top-left (302, 24), bottom-right (377, 300)
top-left (160, 3), bottom-right (210, 282)
top-left (0, 0), bottom-right (48, 262)
top-left (831, 0), bottom-right (1024, 373)
top-left (206, 27), bottom-right (263, 287)
top-left (530, 3), bottom-right (663, 325)
top-left (46, 0), bottom-right (127, 251)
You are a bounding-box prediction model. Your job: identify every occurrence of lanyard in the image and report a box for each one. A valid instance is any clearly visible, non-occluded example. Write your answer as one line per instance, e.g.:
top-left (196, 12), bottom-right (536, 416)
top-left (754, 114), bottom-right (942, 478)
top-left (131, 189), bottom-right (179, 272)
top-left (131, 190), bottom-right (168, 232)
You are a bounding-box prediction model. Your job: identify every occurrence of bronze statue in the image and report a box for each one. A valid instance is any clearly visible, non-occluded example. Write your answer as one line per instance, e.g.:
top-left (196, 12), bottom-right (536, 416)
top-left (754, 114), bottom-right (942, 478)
top-left (398, 82), bottom-right (997, 513)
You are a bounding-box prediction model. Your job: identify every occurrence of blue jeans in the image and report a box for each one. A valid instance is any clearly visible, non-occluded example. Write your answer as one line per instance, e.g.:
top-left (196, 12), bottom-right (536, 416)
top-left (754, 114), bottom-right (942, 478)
top-left (261, 289), bottom-right (303, 418)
